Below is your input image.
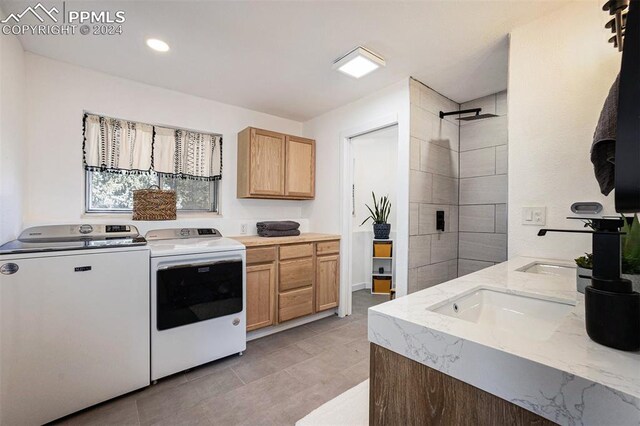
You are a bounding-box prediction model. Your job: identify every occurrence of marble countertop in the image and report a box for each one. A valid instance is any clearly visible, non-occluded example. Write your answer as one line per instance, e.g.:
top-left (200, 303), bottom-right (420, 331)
top-left (368, 257), bottom-right (640, 425)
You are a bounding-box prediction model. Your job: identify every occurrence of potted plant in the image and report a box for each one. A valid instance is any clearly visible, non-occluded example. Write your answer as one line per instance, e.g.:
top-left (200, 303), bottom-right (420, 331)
top-left (575, 214), bottom-right (640, 293)
top-left (361, 192), bottom-right (391, 239)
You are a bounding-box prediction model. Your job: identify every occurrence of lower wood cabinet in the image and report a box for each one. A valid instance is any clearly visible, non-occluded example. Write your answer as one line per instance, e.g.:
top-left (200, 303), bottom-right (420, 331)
top-left (246, 263), bottom-right (276, 331)
top-left (316, 254), bottom-right (340, 312)
top-left (243, 237), bottom-right (340, 331)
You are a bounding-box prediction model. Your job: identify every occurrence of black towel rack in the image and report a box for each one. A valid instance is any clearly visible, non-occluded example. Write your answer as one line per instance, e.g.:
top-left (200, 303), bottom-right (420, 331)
top-left (603, 0), bottom-right (631, 51)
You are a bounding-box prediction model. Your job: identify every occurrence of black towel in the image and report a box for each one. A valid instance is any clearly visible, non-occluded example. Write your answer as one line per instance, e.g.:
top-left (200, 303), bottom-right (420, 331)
top-left (256, 221), bottom-right (300, 231)
top-left (257, 229), bottom-right (301, 238)
top-left (591, 74), bottom-right (619, 196)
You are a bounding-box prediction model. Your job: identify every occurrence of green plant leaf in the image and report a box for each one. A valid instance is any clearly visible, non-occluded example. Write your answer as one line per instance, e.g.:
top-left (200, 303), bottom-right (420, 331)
top-left (624, 214), bottom-right (640, 260)
top-left (360, 192), bottom-right (391, 225)
top-left (575, 253), bottom-right (593, 269)
top-left (371, 192), bottom-right (379, 218)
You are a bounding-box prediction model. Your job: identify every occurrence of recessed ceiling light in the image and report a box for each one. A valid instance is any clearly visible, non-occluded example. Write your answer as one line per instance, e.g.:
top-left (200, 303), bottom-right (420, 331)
top-left (146, 38), bottom-right (170, 53)
top-left (333, 46), bottom-right (385, 79)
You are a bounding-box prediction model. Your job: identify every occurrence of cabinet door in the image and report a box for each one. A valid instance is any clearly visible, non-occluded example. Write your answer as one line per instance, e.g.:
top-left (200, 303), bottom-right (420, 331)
top-left (246, 263), bottom-right (276, 331)
top-left (316, 254), bottom-right (340, 312)
top-left (285, 136), bottom-right (315, 198)
top-left (250, 128), bottom-right (285, 196)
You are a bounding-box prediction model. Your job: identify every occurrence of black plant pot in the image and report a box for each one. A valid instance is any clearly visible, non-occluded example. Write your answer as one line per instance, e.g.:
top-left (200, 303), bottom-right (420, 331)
top-left (373, 223), bottom-right (391, 239)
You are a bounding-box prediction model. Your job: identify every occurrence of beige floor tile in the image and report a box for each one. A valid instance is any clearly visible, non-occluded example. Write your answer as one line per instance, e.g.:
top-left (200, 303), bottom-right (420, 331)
top-left (56, 290), bottom-right (384, 426)
top-left (150, 404), bottom-right (214, 426)
top-left (55, 394), bottom-right (140, 426)
top-left (137, 381), bottom-right (207, 426)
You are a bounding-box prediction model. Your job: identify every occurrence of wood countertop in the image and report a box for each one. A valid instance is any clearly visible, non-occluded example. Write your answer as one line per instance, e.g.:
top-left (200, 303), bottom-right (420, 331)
top-left (231, 233), bottom-right (341, 247)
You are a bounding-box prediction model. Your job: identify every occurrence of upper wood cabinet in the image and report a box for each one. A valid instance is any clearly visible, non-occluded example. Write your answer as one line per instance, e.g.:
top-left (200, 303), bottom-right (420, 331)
top-left (237, 127), bottom-right (315, 199)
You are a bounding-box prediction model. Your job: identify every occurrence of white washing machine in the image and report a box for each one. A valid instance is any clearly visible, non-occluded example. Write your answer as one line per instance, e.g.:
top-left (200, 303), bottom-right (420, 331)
top-left (146, 228), bottom-right (246, 381)
top-left (0, 224), bottom-right (150, 425)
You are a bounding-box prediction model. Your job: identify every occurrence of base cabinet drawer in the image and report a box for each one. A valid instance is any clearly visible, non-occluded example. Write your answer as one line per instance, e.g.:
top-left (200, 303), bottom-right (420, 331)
top-left (279, 257), bottom-right (314, 292)
top-left (316, 240), bottom-right (340, 255)
top-left (279, 287), bottom-right (313, 322)
top-left (280, 243), bottom-right (313, 260)
top-left (246, 246), bottom-right (277, 265)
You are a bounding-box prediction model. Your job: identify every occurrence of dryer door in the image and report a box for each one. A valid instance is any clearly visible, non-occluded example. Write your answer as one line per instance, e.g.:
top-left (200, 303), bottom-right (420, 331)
top-left (156, 258), bottom-right (243, 330)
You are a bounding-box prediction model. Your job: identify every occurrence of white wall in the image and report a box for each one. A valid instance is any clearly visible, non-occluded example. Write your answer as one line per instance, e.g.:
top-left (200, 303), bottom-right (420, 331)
top-left (23, 54), bottom-right (309, 237)
top-left (0, 32), bottom-right (25, 243)
top-left (352, 126), bottom-right (398, 229)
top-left (351, 125), bottom-right (398, 289)
top-left (303, 79), bottom-right (410, 298)
top-left (508, 1), bottom-right (620, 260)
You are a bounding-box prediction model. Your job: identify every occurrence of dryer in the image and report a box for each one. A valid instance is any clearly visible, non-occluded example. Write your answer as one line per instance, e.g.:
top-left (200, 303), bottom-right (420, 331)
top-left (146, 228), bottom-right (246, 381)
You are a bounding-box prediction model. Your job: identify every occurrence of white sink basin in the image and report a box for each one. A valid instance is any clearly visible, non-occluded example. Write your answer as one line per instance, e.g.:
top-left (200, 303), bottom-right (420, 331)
top-left (430, 288), bottom-right (573, 341)
top-left (517, 262), bottom-right (575, 279)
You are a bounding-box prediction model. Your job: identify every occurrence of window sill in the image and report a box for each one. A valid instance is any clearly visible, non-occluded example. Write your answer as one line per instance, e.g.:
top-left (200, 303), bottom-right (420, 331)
top-left (82, 212), bottom-right (224, 219)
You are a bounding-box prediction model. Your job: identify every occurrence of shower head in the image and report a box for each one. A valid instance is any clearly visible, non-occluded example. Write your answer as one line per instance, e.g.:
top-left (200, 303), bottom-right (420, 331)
top-left (457, 113), bottom-right (498, 121)
top-left (439, 108), bottom-right (498, 121)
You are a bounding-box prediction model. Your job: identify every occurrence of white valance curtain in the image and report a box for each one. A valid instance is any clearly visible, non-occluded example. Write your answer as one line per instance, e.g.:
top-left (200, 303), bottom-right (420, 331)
top-left (83, 114), bottom-right (153, 173)
top-left (83, 113), bottom-right (223, 181)
top-left (154, 127), bottom-right (222, 181)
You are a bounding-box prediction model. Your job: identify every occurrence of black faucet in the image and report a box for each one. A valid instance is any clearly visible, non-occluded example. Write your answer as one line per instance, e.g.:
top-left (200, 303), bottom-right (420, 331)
top-left (538, 218), bottom-right (631, 293)
top-left (538, 217), bottom-right (639, 351)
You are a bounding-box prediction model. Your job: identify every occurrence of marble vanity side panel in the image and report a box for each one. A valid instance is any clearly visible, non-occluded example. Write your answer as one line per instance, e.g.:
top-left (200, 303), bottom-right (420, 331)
top-left (368, 310), bottom-right (640, 426)
top-left (458, 92), bottom-right (508, 273)
top-left (408, 78), bottom-right (460, 293)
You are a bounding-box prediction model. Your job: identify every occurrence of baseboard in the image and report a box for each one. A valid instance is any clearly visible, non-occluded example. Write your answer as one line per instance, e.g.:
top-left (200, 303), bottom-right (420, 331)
top-left (246, 309), bottom-right (337, 341)
top-left (352, 282), bottom-right (368, 292)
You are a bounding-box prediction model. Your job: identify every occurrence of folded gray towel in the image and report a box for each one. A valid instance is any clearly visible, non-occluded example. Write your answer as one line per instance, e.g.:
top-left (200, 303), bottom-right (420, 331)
top-left (591, 74), bottom-right (619, 196)
top-left (257, 229), bottom-right (301, 238)
top-left (256, 221), bottom-right (300, 231)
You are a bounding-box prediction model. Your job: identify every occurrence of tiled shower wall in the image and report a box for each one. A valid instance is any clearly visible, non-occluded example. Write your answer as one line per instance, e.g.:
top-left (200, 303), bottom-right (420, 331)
top-left (408, 78), bottom-right (460, 293)
top-left (458, 91), bottom-right (508, 275)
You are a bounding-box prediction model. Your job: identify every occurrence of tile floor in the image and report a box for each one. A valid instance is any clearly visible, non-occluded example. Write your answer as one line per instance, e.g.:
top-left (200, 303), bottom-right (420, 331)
top-left (54, 290), bottom-right (388, 426)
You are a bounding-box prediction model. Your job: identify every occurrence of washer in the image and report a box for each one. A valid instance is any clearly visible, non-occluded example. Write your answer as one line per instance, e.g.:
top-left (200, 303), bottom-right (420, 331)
top-left (0, 225), bottom-right (150, 425)
top-left (146, 228), bottom-right (246, 381)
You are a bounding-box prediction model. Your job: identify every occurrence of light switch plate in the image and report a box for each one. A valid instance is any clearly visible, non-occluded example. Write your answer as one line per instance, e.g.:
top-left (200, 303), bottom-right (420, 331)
top-left (522, 207), bottom-right (546, 226)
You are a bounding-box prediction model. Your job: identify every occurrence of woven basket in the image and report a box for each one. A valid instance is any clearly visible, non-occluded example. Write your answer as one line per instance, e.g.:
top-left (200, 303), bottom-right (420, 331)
top-left (133, 185), bottom-right (176, 221)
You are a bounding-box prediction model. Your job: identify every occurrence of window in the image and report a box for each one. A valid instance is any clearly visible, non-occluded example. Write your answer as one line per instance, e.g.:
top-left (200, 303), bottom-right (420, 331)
top-left (83, 113), bottom-right (223, 214)
top-left (86, 171), bottom-right (219, 213)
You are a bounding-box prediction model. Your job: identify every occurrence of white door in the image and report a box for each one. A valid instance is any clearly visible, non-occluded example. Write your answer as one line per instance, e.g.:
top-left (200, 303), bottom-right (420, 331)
top-left (0, 249), bottom-right (150, 425)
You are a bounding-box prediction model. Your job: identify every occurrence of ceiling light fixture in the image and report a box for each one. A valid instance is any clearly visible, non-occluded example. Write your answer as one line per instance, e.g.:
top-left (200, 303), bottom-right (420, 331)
top-left (146, 38), bottom-right (170, 53)
top-left (333, 46), bottom-right (385, 79)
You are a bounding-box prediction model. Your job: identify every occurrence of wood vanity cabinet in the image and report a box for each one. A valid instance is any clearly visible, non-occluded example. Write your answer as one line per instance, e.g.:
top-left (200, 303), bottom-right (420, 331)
top-left (241, 235), bottom-right (340, 331)
top-left (237, 127), bottom-right (315, 200)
